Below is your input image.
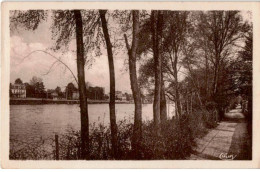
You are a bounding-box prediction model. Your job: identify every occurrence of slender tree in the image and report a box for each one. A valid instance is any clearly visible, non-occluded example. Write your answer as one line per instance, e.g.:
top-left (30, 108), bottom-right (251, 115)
top-left (163, 11), bottom-right (189, 118)
top-left (160, 73), bottom-right (167, 122)
top-left (13, 10), bottom-right (90, 158)
top-left (74, 10), bottom-right (90, 159)
top-left (99, 10), bottom-right (118, 159)
top-left (136, 16), bottom-right (167, 123)
top-left (124, 10), bottom-right (142, 158)
top-left (151, 10), bottom-right (163, 134)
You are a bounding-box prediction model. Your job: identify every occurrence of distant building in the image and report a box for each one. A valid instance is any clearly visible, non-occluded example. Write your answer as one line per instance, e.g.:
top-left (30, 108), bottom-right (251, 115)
top-left (51, 92), bottom-right (58, 100)
top-left (10, 83), bottom-right (26, 98)
top-left (72, 91), bottom-right (79, 100)
top-left (115, 91), bottom-right (123, 100)
top-left (122, 93), bottom-right (127, 101)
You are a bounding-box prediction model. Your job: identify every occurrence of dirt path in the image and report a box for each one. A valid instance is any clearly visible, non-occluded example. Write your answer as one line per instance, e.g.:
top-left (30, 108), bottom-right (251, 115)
top-left (188, 107), bottom-right (251, 160)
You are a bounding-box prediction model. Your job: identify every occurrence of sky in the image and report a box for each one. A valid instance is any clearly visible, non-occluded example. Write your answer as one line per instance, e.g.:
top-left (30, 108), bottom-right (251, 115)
top-left (10, 12), bottom-right (131, 94)
top-left (10, 10), bottom-right (251, 94)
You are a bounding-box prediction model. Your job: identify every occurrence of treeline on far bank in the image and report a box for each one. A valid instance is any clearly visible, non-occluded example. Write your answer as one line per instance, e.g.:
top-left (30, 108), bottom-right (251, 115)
top-left (10, 76), bottom-right (137, 102)
top-left (10, 76), bottom-right (108, 100)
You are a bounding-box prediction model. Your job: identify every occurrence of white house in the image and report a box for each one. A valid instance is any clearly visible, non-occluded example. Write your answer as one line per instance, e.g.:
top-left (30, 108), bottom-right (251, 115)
top-left (10, 83), bottom-right (26, 98)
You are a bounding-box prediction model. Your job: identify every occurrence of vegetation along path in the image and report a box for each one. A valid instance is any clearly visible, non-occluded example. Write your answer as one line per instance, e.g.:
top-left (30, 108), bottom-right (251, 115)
top-left (188, 106), bottom-right (251, 160)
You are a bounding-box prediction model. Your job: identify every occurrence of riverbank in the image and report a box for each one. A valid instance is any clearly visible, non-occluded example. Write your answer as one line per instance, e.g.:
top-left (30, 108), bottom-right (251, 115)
top-left (10, 109), bottom-right (211, 160)
top-left (10, 98), bottom-right (135, 105)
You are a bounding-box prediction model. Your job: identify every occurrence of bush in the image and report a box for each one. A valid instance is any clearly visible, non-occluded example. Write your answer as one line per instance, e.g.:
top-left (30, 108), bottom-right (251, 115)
top-left (10, 137), bottom-right (54, 160)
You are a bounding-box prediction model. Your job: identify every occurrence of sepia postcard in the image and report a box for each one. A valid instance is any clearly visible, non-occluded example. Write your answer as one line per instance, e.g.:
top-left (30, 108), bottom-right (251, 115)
top-left (1, 1), bottom-right (260, 168)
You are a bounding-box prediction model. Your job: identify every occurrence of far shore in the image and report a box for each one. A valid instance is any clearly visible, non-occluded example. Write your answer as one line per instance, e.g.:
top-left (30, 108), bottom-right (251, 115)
top-left (9, 97), bottom-right (144, 105)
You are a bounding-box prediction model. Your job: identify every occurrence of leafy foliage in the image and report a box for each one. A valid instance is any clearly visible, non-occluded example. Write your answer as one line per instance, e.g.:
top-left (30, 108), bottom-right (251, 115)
top-left (14, 78), bottom-right (23, 84)
top-left (10, 10), bottom-right (47, 31)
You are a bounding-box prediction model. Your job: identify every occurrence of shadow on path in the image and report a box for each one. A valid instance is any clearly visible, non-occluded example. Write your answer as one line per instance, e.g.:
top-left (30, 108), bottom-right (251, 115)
top-left (227, 107), bottom-right (252, 160)
top-left (188, 106), bottom-right (252, 160)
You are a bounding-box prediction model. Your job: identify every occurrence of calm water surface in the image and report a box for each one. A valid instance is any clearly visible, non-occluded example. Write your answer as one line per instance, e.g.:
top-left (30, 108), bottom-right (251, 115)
top-left (10, 104), bottom-right (175, 142)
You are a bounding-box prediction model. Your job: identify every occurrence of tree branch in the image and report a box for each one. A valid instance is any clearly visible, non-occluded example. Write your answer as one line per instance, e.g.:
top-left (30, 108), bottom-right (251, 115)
top-left (42, 60), bottom-right (60, 76)
top-left (18, 50), bottom-right (78, 84)
top-left (124, 34), bottom-right (131, 52)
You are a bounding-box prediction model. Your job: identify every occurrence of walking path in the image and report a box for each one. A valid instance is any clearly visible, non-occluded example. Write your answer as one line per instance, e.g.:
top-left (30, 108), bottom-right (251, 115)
top-left (188, 106), bottom-right (249, 160)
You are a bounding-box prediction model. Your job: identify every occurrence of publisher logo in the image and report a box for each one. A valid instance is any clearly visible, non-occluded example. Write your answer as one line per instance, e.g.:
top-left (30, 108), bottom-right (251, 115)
top-left (219, 153), bottom-right (237, 160)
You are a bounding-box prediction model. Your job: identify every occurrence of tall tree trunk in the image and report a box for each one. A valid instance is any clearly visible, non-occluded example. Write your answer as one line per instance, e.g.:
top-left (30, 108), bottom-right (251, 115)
top-left (186, 63), bottom-right (204, 108)
top-left (205, 52), bottom-right (209, 98)
top-left (190, 92), bottom-right (193, 114)
top-left (160, 74), bottom-right (167, 123)
top-left (186, 93), bottom-right (189, 115)
top-left (151, 10), bottom-right (162, 135)
top-left (74, 10), bottom-right (89, 159)
top-left (213, 54), bottom-right (220, 96)
top-left (99, 10), bottom-right (118, 159)
top-left (124, 10), bottom-right (142, 158)
top-left (173, 54), bottom-right (182, 118)
top-left (213, 54), bottom-right (223, 120)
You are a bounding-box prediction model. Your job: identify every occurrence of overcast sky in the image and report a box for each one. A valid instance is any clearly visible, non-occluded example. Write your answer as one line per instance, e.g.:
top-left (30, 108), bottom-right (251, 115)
top-left (10, 12), bottom-right (131, 94)
top-left (10, 11), bottom-right (251, 94)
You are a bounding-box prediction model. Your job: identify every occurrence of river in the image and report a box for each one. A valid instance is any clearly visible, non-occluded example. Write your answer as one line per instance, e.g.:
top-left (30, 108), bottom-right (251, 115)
top-left (10, 104), bottom-right (175, 143)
